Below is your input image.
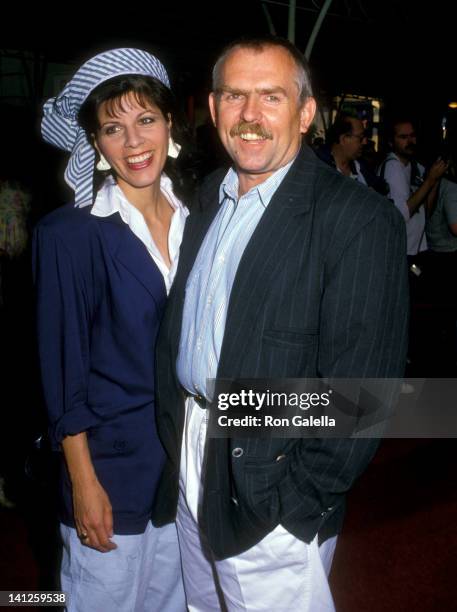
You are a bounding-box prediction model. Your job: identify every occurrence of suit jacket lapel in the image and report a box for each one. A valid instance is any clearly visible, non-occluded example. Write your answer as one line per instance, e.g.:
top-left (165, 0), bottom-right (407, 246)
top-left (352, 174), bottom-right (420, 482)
top-left (97, 213), bottom-right (167, 307)
top-left (173, 190), bottom-right (222, 292)
top-left (218, 145), bottom-right (318, 376)
top-left (166, 170), bottom-right (226, 360)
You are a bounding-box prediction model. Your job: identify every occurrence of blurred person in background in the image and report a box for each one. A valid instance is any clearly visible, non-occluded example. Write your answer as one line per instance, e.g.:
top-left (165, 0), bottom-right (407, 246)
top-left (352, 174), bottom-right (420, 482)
top-left (426, 152), bottom-right (457, 373)
top-left (379, 118), bottom-right (448, 375)
top-left (0, 173), bottom-right (31, 509)
top-left (316, 113), bottom-right (388, 195)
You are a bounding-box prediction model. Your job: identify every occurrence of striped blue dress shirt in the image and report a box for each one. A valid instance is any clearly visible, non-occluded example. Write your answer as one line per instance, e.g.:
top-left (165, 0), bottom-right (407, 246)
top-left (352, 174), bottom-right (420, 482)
top-left (176, 160), bottom-right (294, 399)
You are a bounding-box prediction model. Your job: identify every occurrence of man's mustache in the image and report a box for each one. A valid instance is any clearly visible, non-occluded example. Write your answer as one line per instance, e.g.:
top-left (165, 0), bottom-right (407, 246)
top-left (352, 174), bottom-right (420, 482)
top-left (230, 121), bottom-right (273, 139)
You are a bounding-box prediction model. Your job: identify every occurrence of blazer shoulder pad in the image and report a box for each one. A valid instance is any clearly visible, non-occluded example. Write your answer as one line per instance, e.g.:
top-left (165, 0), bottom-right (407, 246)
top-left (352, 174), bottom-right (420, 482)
top-left (35, 203), bottom-right (101, 248)
top-left (315, 167), bottom-right (402, 228)
top-left (37, 202), bottom-right (93, 230)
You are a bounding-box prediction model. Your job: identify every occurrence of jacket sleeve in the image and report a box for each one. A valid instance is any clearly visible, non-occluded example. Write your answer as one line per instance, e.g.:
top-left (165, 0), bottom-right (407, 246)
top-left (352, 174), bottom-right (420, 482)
top-left (278, 206), bottom-right (409, 533)
top-left (33, 224), bottom-right (100, 450)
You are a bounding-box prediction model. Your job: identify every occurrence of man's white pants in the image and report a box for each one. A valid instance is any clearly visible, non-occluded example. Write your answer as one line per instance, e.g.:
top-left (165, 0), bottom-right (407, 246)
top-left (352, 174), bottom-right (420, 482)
top-left (177, 398), bottom-right (336, 611)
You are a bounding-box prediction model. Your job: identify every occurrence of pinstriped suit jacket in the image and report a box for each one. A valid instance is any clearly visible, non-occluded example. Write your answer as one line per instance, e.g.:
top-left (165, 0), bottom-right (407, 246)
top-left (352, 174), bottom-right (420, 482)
top-left (152, 145), bottom-right (409, 560)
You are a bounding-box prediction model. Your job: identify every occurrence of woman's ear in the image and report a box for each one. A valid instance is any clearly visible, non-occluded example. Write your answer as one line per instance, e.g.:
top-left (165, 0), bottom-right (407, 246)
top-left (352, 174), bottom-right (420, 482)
top-left (166, 113), bottom-right (181, 158)
top-left (92, 138), bottom-right (111, 172)
top-left (92, 135), bottom-right (100, 154)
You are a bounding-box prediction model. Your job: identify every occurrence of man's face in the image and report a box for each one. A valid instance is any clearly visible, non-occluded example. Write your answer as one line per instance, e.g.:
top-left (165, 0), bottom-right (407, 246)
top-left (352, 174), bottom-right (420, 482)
top-left (341, 118), bottom-right (366, 161)
top-left (209, 45), bottom-right (316, 192)
top-left (392, 122), bottom-right (417, 160)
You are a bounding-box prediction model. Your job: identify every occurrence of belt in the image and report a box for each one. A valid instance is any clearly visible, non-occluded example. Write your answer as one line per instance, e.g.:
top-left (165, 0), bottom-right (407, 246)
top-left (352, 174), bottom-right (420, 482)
top-left (183, 390), bottom-right (207, 409)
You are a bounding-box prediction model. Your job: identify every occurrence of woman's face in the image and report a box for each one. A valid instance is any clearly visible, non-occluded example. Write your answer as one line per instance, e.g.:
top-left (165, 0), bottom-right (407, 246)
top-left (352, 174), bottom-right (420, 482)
top-left (94, 91), bottom-right (170, 196)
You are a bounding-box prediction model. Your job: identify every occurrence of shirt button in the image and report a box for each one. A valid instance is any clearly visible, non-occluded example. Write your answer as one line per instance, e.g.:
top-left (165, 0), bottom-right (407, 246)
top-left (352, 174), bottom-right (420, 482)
top-left (276, 454), bottom-right (287, 462)
top-left (231, 496), bottom-right (239, 507)
top-left (232, 447), bottom-right (244, 458)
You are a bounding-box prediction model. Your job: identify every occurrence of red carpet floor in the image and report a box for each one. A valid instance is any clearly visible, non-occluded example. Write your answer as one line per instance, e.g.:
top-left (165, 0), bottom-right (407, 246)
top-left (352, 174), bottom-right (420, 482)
top-left (330, 439), bottom-right (457, 612)
top-left (1, 439), bottom-right (456, 611)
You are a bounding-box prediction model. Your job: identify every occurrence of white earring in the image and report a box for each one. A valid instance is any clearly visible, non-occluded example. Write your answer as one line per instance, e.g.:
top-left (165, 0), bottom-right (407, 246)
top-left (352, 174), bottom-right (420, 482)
top-left (168, 137), bottom-right (181, 159)
top-left (96, 154), bottom-right (111, 171)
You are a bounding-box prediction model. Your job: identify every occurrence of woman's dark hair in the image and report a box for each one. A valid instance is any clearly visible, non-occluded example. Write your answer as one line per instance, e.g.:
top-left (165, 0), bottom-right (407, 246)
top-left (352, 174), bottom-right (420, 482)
top-left (78, 74), bottom-right (196, 203)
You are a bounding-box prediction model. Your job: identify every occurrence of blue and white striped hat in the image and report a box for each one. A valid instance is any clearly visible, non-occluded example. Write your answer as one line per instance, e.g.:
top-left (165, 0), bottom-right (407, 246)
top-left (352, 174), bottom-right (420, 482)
top-left (42, 48), bottom-right (170, 208)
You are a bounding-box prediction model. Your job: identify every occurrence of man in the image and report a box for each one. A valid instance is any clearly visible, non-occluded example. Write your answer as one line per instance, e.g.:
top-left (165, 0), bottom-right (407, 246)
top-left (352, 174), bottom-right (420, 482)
top-left (316, 113), bottom-right (388, 194)
top-left (427, 176), bottom-right (457, 250)
top-left (153, 38), bottom-right (409, 610)
top-left (379, 120), bottom-right (448, 377)
top-left (379, 119), bottom-right (447, 257)
top-left (425, 169), bottom-right (457, 373)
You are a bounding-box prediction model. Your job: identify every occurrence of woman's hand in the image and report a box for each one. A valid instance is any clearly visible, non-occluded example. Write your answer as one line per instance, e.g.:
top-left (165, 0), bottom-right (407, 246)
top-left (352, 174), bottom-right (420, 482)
top-left (62, 432), bottom-right (117, 553)
top-left (72, 478), bottom-right (117, 552)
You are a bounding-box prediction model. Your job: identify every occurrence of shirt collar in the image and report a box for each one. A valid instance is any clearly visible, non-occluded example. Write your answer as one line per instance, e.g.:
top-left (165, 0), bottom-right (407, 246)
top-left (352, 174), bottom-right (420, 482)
top-left (219, 157), bottom-right (296, 208)
top-left (91, 174), bottom-right (189, 221)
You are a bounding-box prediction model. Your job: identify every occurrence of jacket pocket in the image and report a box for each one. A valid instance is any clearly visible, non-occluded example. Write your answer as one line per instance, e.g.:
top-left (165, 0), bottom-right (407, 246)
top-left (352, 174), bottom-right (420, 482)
top-left (262, 328), bottom-right (318, 349)
top-left (259, 329), bottom-right (318, 376)
top-left (237, 456), bottom-right (289, 526)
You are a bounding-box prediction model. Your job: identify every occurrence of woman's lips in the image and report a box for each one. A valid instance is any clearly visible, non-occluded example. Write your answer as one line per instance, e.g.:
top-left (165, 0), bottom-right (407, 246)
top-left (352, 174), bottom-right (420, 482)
top-left (126, 151), bottom-right (153, 170)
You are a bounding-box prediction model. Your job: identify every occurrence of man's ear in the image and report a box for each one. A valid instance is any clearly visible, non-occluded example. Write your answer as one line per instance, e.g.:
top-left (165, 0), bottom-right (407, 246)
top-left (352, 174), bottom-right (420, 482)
top-left (208, 92), bottom-right (217, 127)
top-left (299, 97), bottom-right (317, 134)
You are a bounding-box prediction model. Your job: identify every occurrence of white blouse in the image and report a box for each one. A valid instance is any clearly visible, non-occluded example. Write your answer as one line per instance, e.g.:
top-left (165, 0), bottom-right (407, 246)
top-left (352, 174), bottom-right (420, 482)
top-left (91, 175), bottom-right (189, 294)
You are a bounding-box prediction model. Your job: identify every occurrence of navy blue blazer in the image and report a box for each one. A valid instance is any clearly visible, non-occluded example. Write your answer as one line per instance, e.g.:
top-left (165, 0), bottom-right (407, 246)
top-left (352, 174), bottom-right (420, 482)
top-left (33, 204), bottom-right (168, 534)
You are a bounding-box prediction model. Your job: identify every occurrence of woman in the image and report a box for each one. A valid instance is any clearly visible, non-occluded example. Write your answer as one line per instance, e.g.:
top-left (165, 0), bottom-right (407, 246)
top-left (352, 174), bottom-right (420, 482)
top-left (33, 48), bottom-right (192, 612)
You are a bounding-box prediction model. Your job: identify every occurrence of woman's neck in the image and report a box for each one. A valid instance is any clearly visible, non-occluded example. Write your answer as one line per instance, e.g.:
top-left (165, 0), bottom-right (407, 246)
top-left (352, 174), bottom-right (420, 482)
top-left (116, 176), bottom-right (174, 268)
top-left (117, 177), bottom-right (171, 220)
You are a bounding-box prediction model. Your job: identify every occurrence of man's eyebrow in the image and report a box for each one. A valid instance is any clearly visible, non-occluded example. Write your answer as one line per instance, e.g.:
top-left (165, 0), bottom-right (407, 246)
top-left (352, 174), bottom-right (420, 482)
top-left (215, 86), bottom-right (288, 96)
top-left (216, 86), bottom-right (248, 95)
top-left (256, 87), bottom-right (288, 96)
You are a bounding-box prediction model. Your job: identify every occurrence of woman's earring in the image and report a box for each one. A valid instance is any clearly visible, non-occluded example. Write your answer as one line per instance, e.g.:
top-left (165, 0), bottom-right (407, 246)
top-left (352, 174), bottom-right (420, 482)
top-left (168, 137), bottom-right (181, 159)
top-left (96, 154), bottom-right (111, 171)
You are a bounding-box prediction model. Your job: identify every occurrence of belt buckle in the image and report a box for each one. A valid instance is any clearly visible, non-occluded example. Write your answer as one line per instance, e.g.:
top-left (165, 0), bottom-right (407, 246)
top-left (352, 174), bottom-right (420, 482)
top-left (193, 394), bottom-right (206, 409)
top-left (183, 389), bottom-right (207, 409)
